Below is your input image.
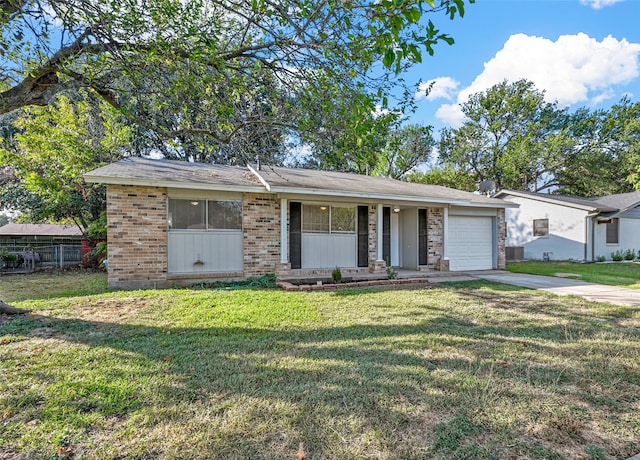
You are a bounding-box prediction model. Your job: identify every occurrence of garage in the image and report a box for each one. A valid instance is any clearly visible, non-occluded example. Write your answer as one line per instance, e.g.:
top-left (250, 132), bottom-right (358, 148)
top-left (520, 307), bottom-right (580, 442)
top-left (448, 215), bottom-right (495, 271)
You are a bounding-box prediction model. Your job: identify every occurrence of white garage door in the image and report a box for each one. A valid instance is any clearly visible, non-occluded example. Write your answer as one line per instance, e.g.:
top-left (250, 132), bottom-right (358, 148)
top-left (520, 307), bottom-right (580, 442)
top-left (448, 216), bottom-right (494, 271)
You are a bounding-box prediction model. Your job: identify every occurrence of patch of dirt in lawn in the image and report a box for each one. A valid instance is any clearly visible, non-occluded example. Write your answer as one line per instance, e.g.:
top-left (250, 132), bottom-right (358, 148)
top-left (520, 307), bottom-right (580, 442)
top-left (70, 297), bottom-right (156, 322)
top-left (554, 272), bottom-right (582, 279)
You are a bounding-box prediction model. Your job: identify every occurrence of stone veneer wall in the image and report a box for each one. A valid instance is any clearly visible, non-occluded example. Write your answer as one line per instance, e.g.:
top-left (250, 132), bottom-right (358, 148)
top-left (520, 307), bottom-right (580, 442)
top-left (243, 193), bottom-right (281, 277)
top-left (497, 208), bottom-right (506, 269)
top-left (106, 185), bottom-right (168, 289)
top-left (427, 208), bottom-right (445, 270)
top-left (368, 205), bottom-right (386, 273)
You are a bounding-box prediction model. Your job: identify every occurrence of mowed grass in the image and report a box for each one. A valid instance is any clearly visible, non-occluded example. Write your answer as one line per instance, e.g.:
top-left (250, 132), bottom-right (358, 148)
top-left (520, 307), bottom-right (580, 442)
top-left (507, 260), bottom-right (640, 289)
top-left (1, 272), bottom-right (639, 459)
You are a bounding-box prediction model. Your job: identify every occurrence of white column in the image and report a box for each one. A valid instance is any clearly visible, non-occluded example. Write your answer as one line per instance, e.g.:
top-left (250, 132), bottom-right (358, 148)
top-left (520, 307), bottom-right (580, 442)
top-left (280, 198), bottom-right (288, 263)
top-left (377, 203), bottom-right (384, 261)
top-left (443, 207), bottom-right (449, 260)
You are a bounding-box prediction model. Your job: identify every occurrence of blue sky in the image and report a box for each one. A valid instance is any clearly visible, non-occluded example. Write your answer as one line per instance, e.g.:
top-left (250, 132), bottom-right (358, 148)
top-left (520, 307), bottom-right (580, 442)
top-left (403, 0), bottom-right (640, 131)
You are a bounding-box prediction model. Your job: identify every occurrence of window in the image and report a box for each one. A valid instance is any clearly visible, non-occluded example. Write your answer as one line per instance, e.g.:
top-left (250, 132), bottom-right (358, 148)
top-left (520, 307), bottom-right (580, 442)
top-left (168, 199), bottom-right (241, 230)
top-left (302, 205), bottom-right (356, 234)
top-left (303, 205), bottom-right (330, 233)
top-left (331, 206), bottom-right (356, 233)
top-left (208, 201), bottom-right (242, 230)
top-left (169, 199), bottom-right (206, 229)
top-left (533, 218), bottom-right (549, 237)
top-left (606, 218), bottom-right (619, 244)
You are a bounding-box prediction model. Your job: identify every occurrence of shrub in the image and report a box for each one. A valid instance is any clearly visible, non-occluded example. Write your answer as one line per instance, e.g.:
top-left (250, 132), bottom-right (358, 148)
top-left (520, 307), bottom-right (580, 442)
top-left (611, 250), bottom-right (624, 262)
top-left (595, 255), bottom-right (606, 263)
top-left (331, 266), bottom-right (342, 284)
top-left (0, 251), bottom-right (18, 268)
top-left (624, 249), bottom-right (636, 261)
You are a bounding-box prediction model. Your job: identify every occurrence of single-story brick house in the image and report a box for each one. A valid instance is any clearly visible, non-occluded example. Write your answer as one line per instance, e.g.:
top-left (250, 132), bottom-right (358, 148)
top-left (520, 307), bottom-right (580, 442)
top-left (494, 189), bottom-right (640, 261)
top-left (85, 158), bottom-right (516, 289)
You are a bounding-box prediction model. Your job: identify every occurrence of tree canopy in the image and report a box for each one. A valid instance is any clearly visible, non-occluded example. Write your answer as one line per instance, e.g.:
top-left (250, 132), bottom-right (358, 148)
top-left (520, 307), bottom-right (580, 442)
top-left (0, 92), bottom-right (132, 231)
top-left (0, 0), bottom-right (473, 163)
top-left (431, 79), bottom-right (640, 196)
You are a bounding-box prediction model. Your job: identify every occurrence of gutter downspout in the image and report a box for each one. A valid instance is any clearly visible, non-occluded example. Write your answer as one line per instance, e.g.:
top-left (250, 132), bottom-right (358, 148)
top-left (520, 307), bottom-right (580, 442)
top-left (585, 213), bottom-right (598, 262)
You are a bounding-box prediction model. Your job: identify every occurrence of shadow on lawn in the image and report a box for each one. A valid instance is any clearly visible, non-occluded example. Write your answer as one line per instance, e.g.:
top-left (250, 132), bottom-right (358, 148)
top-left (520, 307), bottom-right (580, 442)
top-left (1, 284), bottom-right (639, 458)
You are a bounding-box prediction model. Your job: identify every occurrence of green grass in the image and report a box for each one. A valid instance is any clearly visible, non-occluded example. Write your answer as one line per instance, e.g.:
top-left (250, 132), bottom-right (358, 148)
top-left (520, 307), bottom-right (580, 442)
top-left (507, 260), bottom-right (640, 289)
top-left (1, 271), bottom-right (639, 459)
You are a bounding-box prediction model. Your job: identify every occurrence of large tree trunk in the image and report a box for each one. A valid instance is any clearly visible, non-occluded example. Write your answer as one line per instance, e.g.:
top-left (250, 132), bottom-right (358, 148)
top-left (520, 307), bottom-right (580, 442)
top-left (0, 300), bottom-right (30, 314)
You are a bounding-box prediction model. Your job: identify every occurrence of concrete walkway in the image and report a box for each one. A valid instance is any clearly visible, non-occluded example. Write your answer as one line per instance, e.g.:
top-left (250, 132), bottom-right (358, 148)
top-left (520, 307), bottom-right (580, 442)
top-left (454, 271), bottom-right (640, 307)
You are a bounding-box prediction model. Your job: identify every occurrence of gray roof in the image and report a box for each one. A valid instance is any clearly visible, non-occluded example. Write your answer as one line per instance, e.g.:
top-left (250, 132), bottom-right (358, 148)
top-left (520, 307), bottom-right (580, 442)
top-left (495, 189), bottom-right (640, 213)
top-left (0, 223), bottom-right (83, 237)
top-left (85, 157), bottom-right (264, 190)
top-left (256, 165), bottom-right (508, 206)
top-left (86, 157), bottom-right (513, 208)
top-left (591, 192), bottom-right (640, 210)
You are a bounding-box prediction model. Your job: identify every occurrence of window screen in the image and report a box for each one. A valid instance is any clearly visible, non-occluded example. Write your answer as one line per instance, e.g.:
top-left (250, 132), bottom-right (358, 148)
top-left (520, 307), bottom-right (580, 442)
top-left (533, 218), bottom-right (549, 237)
top-left (331, 207), bottom-right (356, 233)
top-left (168, 199), bottom-right (206, 229)
top-left (208, 201), bottom-right (242, 230)
top-left (606, 218), bottom-right (619, 244)
top-left (303, 205), bottom-right (330, 233)
top-left (169, 199), bottom-right (241, 230)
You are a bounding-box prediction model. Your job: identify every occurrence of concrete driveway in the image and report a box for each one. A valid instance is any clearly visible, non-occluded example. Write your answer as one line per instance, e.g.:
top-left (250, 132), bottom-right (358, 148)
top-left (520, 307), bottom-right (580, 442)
top-left (466, 271), bottom-right (640, 307)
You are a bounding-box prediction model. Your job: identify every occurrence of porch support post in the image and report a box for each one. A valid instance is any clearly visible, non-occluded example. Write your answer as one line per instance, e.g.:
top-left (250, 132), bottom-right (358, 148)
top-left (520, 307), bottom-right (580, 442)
top-left (443, 206), bottom-right (449, 260)
top-left (377, 203), bottom-right (384, 261)
top-left (280, 198), bottom-right (288, 263)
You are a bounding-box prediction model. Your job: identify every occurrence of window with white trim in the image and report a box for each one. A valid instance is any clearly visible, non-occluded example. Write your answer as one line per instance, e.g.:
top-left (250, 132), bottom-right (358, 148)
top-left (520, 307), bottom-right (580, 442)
top-left (168, 199), bottom-right (242, 230)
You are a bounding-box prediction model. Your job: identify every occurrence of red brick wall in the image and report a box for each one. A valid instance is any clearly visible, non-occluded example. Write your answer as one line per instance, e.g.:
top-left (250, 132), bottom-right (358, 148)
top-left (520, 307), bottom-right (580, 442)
top-left (106, 185), bottom-right (168, 289)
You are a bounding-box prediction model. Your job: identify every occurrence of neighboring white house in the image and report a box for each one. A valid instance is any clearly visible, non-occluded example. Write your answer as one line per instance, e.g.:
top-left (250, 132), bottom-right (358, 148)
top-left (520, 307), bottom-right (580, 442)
top-left (494, 189), bottom-right (640, 261)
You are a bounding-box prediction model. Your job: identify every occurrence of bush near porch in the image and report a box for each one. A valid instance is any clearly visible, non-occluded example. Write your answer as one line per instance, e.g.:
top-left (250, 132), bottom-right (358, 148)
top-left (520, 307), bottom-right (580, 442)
top-left (1, 272), bottom-right (638, 459)
top-left (507, 260), bottom-right (640, 289)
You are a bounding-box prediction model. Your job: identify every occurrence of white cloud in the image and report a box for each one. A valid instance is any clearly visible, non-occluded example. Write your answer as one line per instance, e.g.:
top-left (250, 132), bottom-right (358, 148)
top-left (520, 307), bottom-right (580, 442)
top-left (435, 103), bottom-right (465, 128)
top-left (589, 89), bottom-right (616, 105)
top-left (436, 33), bottom-right (640, 126)
top-left (415, 77), bottom-right (460, 101)
top-left (580, 0), bottom-right (624, 9)
top-left (373, 105), bottom-right (391, 118)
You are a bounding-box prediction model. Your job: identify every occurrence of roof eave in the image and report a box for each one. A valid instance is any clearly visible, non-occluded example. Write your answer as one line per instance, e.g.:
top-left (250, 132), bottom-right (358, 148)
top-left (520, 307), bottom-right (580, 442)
top-left (272, 186), bottom-right (514, 208)
top-left (84, 175), bottom-right (267, 193)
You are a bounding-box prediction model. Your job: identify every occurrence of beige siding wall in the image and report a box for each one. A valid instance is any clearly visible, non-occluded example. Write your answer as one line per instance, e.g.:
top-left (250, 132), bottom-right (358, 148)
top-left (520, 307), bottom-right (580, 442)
top-left (107, 185), bottom-right (168, 289)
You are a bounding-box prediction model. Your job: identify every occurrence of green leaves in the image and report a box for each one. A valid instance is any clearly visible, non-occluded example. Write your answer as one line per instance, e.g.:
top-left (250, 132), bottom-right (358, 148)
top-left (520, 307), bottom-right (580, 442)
top-left (0, 92), bottom-right (132, 229)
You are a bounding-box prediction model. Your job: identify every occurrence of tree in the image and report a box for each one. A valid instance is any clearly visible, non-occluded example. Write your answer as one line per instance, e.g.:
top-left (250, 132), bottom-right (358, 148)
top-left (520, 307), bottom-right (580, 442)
top-left (552, 99), bottom-right (639, 196)
top-left (374, 124), bottom-right (436, 179)
top-left (407, 165), bottom-right (476, 191)
top-left (0, 92), bottom-right (132, 231)
top-left (438, 79), bottom-right (569, 192)
top-left (0, 0), bottom-right (473, 162)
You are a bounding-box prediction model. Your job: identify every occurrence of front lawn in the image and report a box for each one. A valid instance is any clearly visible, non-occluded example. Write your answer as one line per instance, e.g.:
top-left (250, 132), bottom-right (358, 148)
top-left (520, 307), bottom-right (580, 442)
top-left (1, 272), bottom-right (639, 459)
top-left (507, 260), bottom-right (640, 289)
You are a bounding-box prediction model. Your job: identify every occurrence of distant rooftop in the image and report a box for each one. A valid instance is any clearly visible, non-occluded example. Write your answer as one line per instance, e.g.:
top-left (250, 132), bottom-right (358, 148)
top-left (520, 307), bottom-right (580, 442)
top-left (0, 223), bottom-right (83, 237)
top-left (495, 189), bottom-right (640, 213)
